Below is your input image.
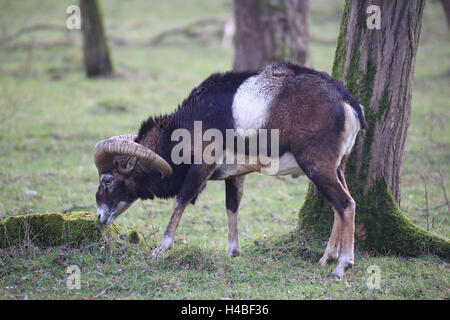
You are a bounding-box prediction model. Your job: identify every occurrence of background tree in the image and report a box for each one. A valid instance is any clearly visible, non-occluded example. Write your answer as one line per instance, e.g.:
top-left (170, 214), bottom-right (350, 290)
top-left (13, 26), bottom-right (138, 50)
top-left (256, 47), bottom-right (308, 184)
top-left (441, 0), bottom-right (450, 28)
top-left (79, 0), bottom-right (113, 77)
top-left (298, 0), bottom-right (450, 259)
top-left (233, 0), bottom-right (310, 71)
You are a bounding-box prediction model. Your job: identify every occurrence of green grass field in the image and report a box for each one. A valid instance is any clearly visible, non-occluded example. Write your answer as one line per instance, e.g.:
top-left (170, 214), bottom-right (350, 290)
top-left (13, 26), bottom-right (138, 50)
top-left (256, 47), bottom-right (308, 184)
top-left (0, 0), bottom-right (449, 299)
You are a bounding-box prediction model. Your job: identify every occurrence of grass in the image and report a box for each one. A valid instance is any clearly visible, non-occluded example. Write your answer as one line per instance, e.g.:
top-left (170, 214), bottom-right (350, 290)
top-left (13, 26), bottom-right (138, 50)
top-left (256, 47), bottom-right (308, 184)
top-left (0, 0), bottom-right (449, 299)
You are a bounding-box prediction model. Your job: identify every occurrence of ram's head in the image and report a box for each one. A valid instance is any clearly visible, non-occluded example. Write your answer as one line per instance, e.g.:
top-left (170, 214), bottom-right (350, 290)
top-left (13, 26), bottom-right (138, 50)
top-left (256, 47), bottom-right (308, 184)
top-left (93, 134), bottom-right (172, 225)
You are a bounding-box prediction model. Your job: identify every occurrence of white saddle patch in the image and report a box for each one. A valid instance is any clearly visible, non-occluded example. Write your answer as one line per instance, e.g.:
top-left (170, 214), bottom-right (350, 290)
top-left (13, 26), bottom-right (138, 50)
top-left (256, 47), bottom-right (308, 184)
top-left (232, 75), bottom-right (277, 131)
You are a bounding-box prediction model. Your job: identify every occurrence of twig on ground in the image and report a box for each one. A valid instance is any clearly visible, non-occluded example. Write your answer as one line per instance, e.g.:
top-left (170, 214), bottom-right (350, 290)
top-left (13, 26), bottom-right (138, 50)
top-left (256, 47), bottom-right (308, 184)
top-left (419, 148), bottom-right (430, 231)
top-left (143, 228), bottom-right (160, 240)
top-left (437, 168), bottom-right (450, 215)
top-left (139, 201), bottom-right (159, 244)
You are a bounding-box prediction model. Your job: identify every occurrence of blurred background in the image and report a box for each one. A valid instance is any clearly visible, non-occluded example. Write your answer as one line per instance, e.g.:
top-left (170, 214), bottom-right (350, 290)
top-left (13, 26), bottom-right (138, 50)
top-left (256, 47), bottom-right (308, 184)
top-left (0, 0), bottom-right (448, 243)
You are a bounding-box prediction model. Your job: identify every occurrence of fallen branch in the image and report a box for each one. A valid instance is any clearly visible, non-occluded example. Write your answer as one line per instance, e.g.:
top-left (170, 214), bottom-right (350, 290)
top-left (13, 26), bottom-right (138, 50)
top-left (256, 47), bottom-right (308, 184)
top-left (148, 17), bottom-right (227, 46)
top-left (0, 23), bottom-right (66, 46)
top-left (0, 17), bottom-right (230, 49)
top-left (1, 18), bottom-right (336, 50)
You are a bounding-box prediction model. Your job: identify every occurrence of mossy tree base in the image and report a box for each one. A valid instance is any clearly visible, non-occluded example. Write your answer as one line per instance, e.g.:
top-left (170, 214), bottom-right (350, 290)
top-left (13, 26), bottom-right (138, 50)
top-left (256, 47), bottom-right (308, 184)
top-left (299, 181), bottom-right (450, 261)
top-left (297, 0), bottom-right (450, 262)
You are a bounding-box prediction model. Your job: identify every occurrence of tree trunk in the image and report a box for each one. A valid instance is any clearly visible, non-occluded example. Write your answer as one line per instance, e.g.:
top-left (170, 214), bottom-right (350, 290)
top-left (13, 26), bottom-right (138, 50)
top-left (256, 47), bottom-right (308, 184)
top-left (298, 0), bottom-right (450, 259)
top-left (79, 0), bottom-right (113, 77)
top-left (442, 0), bottom-right (450, 28)
top-left (233, 0), bottom-right (310, 71)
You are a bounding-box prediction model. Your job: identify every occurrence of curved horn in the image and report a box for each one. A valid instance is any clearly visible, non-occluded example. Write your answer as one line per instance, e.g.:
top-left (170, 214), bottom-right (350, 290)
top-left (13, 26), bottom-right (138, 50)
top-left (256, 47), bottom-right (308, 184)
top-left (94, 134), bottom-right (172, 178)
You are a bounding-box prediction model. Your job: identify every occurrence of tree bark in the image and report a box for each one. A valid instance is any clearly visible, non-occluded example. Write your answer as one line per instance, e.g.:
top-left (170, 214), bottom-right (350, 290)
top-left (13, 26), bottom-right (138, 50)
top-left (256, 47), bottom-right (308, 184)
top-left (79, 0), bottom-right (113, 77)
top-left (233, 0), bottom-right (310, 71)
top-left (298, 0), bottom-right (450, 259)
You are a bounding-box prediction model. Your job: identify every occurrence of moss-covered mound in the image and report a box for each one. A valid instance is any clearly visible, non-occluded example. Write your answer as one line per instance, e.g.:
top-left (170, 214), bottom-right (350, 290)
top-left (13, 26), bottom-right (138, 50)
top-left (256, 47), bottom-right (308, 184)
top-left (126, 229), bottom-right (144, 245)
top-left (163, 245), bottom-right (216, 271)
top-left (0, 211), bottom-right (121, 249)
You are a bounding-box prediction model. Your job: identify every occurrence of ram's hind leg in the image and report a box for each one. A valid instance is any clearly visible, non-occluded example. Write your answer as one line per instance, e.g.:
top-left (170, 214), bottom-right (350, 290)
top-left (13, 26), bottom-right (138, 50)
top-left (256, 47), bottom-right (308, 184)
top-left (333, 167), bottom-right (355, 279)
top-left (319, 209), bottom-right (342, 266)
top-left (319, 160), bottom-right (349, 266)
top-left (225, 175), bottom-right (245, 257)
top-left (301, 164), bottom-right (355, 279)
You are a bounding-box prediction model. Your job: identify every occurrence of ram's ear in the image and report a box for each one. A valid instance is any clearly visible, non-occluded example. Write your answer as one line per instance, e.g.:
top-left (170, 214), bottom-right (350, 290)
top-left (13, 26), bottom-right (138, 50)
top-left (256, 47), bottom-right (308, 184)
top-left (118, 157), bottom-right (137, 175)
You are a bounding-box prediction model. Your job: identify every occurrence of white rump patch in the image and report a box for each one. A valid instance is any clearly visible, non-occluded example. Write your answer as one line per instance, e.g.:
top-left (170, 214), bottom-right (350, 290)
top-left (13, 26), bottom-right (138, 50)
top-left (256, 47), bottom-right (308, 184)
top-left (338, 103), bottom-right (361, 166)
top-left (232, 75), bottom-right (277, 131)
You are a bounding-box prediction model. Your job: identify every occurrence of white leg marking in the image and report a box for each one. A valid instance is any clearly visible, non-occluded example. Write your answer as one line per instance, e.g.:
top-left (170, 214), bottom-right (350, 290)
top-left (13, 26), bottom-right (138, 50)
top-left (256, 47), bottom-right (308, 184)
top-left (226, 209), bottom-right (240, 257)
top-left (151, 235), bottom-right (173, 259)
top-left (226, 239), bottom-right (240, 257)
top-left (319, 210), bottom-right (342, 266)
top-left (332, 201), bottom-right (355, 280)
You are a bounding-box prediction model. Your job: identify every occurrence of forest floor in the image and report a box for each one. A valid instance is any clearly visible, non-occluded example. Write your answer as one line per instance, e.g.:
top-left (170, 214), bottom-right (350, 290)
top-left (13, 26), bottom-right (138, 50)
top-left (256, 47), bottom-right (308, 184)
top-left (0, 0), bottom-right (449, 299)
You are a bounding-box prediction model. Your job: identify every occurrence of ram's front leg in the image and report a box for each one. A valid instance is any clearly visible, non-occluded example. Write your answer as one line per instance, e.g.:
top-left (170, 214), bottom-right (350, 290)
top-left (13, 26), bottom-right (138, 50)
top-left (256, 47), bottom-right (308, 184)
top-left (151, 199), bottom-right (187, 258)
top-left (225, 175), bottom-right (245, 257)
top-left (151, 164), bottom-right (216, 259)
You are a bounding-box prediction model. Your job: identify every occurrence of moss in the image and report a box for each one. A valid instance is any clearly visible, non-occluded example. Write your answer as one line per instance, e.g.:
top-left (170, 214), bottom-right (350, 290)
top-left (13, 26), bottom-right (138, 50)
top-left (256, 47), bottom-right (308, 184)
top-left (300, 49), bottom-right (374, 234)
top-left (356, 180), bottom-right (450, 260)
top-left (346, 88), bottom-right (389, 194)
top-left (358, 58), bottom-right (377, 107)
top-left (375, 88), bottom-right (389, 120)
top-left (299, 180), bottom-right (450, 261)
top-left (298, 83), bottom-right (450, 260)
top-left (163, 244), bottom-right (216, 271)
top-left (332, 0), bottom-right (351, 80)
top-left (298, 183), bottom-right (334, 237)
top-left (357, 1), bottom-right (368, 30)
top-left (0, 212), bottom-right (121, 248)
top-left (298, 0), bottom-right (450, 260)
top-left (126, 229), bottom-right (144, 245)
top-left (344, 45), bottom-right (361, 94)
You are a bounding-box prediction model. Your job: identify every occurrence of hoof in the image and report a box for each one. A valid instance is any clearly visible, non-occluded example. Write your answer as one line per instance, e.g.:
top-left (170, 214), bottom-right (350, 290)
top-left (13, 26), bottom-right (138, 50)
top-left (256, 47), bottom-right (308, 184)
top-left (329, 272), bottom-right (343, 281)
top-left (226, 241), bottom-right (240, 257)
top-left (319, 253), bottom-right (338, 266)
top-left (330, 270), bottom-right (344, 281)
top-left (151, 245), bottom-right (170, 259)
top-left (332, 262), bottom-right (353, 280)
top-left (227, 249), bottom-right (240, 257)
top-left (319, 256), bottom-right (330, 266)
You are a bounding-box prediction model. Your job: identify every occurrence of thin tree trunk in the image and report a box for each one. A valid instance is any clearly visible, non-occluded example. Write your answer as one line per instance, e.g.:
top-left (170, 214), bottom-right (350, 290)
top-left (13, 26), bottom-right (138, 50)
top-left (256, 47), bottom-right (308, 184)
top-left (233, 0), bottom-right (310, 71)
top-left (79, 0), bottom-right (113, 77)
top-left (298, 0), bottom-right (450, 259)
top-left (441, 0), bottom-right (450, 28)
